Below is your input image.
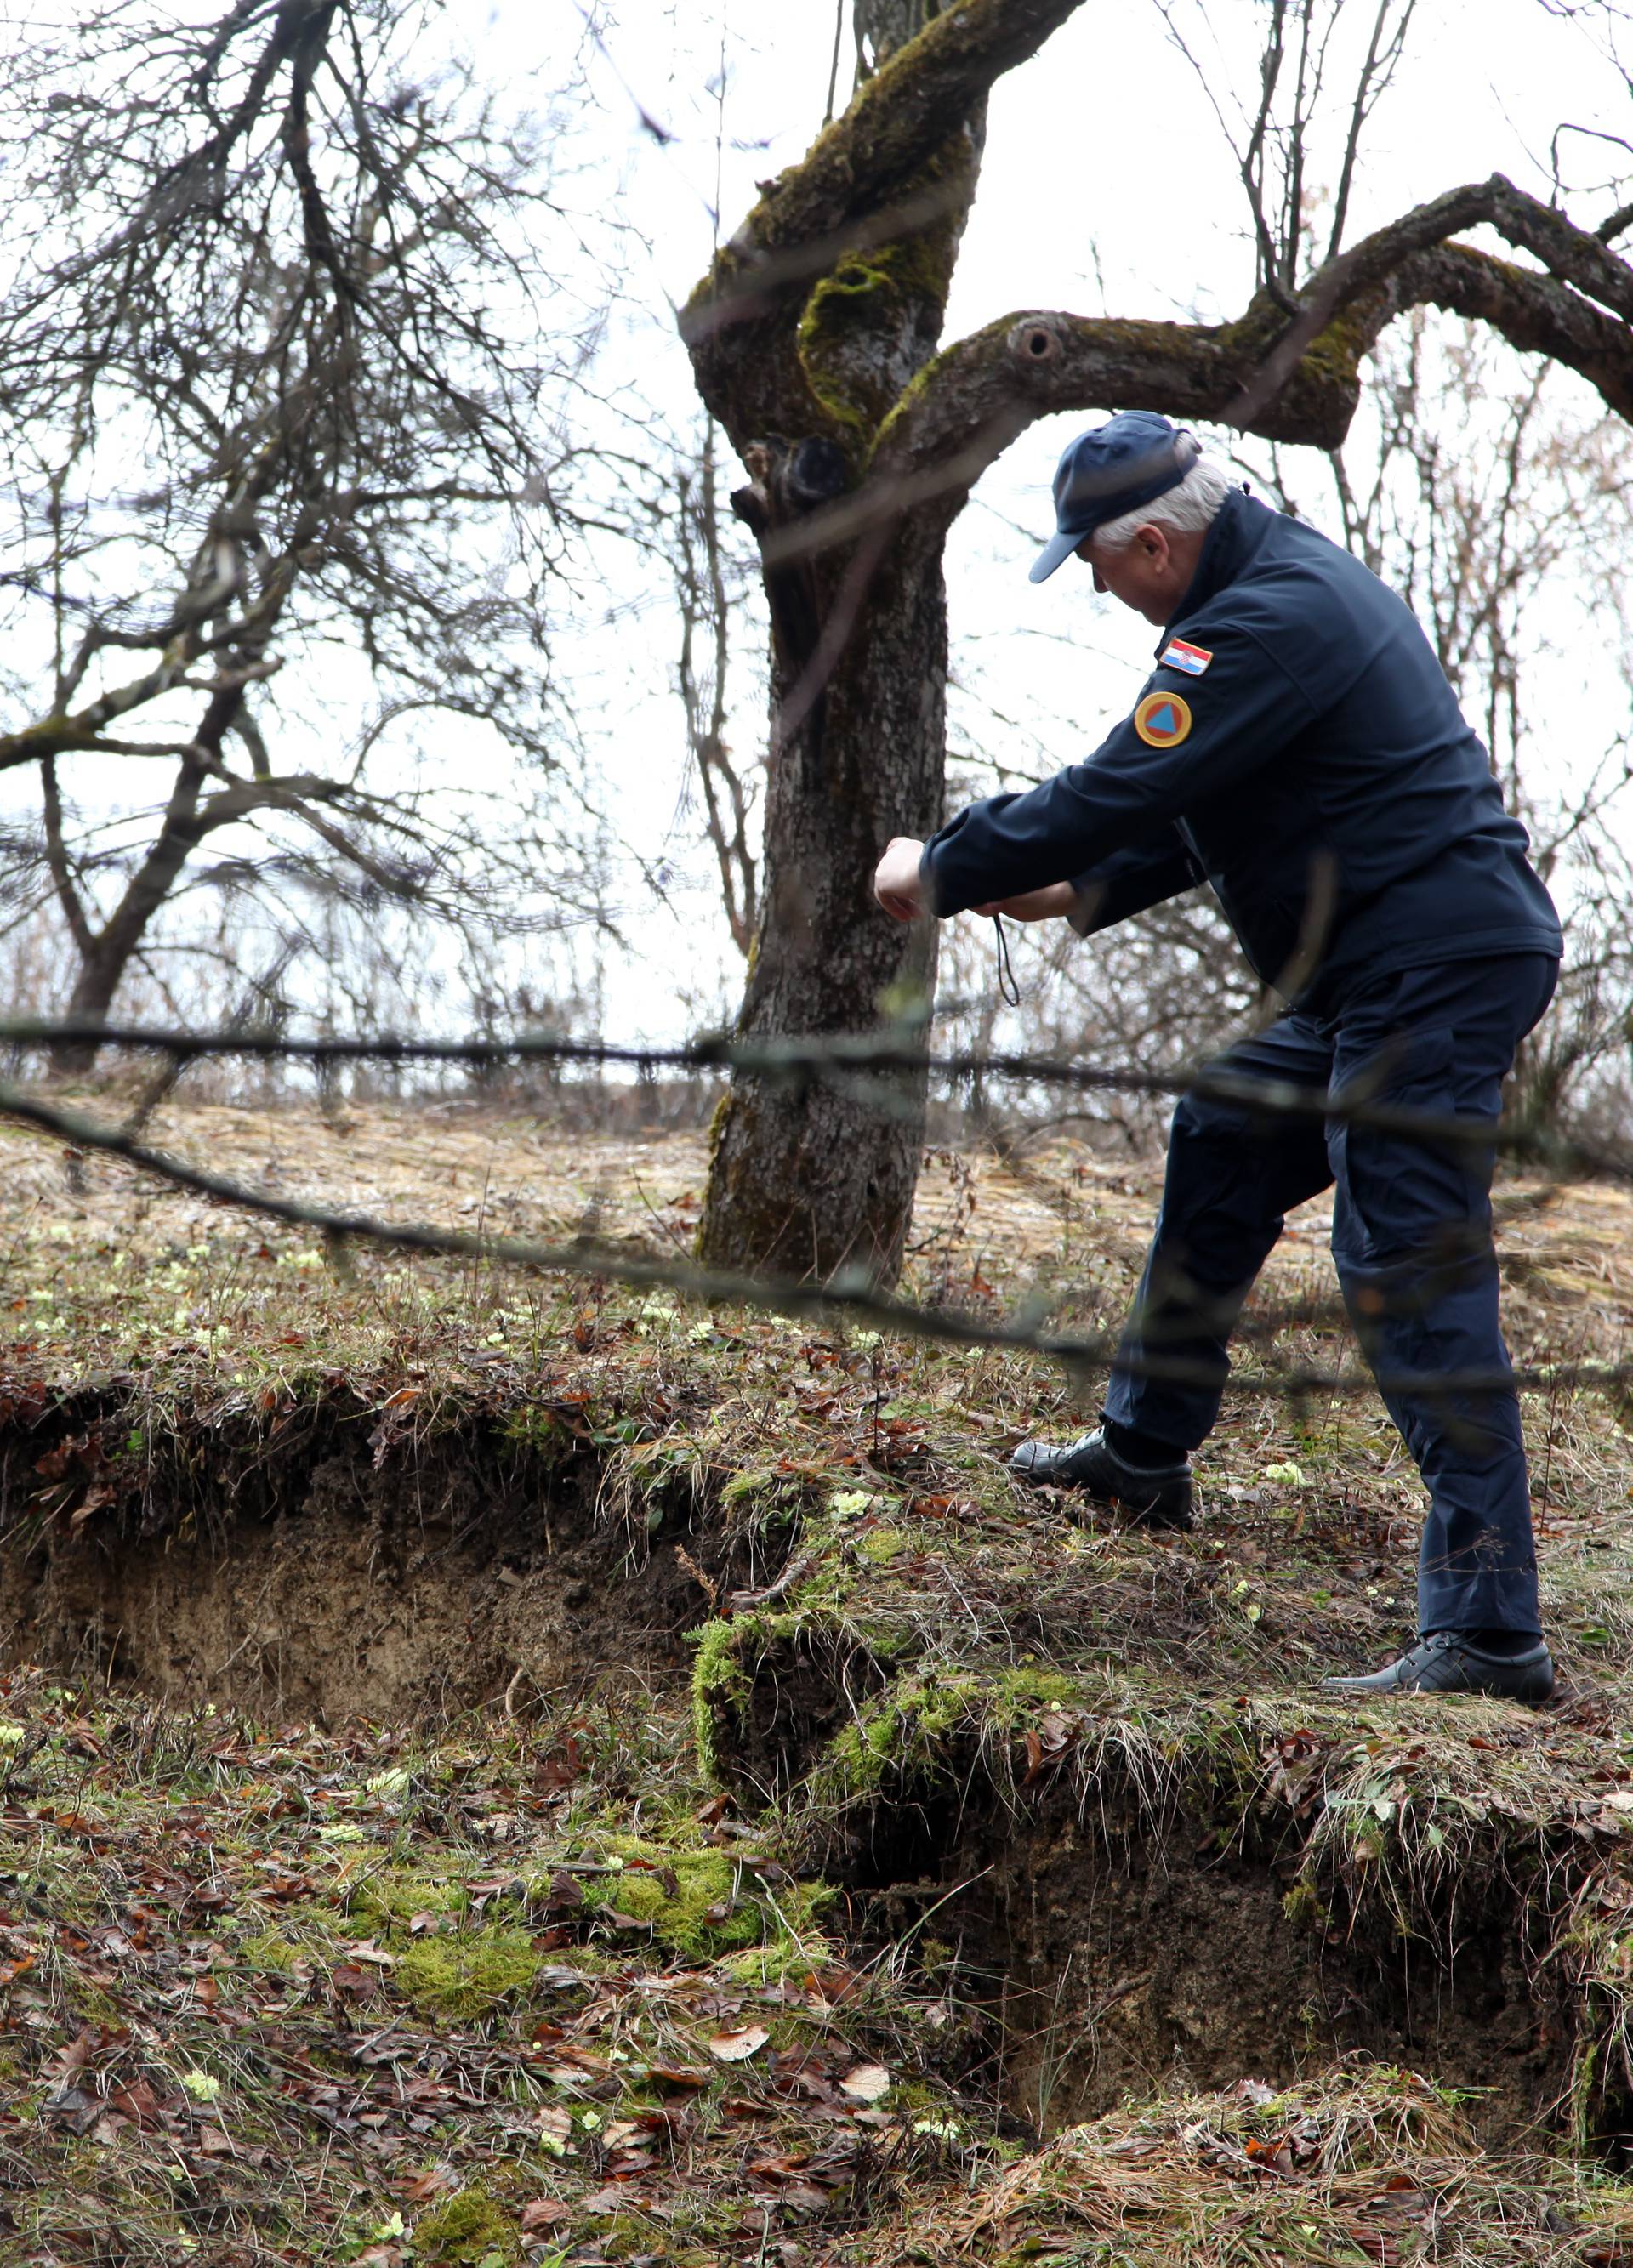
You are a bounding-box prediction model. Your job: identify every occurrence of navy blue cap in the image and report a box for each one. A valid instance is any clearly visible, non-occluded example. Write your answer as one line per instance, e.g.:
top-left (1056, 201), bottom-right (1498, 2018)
top-left (1029, 412), bottom-right (1202, 584)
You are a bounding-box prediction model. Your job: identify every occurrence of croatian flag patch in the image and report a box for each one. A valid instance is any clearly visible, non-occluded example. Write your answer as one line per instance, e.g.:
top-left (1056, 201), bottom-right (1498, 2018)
top-left (1160, 638), bottom-right (1213, 676)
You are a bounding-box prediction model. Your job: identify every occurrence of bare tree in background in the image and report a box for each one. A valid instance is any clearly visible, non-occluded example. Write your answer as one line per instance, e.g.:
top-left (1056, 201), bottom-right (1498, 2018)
top-left (669, 421), bottom-right (763, 960)
top-left (0, 0), bottom-right (615, 1066)
top-left (682, 0), bottom-right (1633, 1282)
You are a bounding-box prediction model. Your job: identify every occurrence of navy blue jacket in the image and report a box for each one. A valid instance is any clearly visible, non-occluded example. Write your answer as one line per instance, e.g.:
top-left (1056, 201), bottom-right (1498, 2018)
top-left (923, 489), bottom-right (1562, 1010)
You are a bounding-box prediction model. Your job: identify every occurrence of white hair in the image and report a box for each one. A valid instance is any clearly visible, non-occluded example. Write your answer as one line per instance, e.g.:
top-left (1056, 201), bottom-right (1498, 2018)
top-left (1087, 448), bottom-right (1237, 554)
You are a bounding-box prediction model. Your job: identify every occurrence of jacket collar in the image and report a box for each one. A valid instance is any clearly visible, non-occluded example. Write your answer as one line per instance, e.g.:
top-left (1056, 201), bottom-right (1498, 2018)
top-left (1157, 486), bottom-right (1267, 650)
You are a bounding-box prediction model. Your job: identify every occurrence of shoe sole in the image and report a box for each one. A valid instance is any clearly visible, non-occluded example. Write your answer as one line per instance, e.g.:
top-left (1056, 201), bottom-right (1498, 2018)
top-left (1321, 1677), bottom-right (1555, 1706)
top-left (1054, 1483), bottom-right (1194, 1535)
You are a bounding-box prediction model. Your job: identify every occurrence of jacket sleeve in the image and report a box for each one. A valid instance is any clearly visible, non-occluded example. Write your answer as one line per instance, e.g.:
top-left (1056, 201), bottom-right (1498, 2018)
top-left (1067, 829), bottom-right (1203, 936)
top-left (922, 624), bottom-right (1317, 918)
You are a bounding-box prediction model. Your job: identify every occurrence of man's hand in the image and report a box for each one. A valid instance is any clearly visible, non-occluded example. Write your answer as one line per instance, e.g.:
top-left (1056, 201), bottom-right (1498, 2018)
top-left (873, 836), bottom-right (927, 921)
top-left (971, 882), bottom-right (1076, 922)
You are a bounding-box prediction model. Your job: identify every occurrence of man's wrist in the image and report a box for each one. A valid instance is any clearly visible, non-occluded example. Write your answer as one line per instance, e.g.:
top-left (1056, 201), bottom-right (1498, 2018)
top-left (917, 842), bottom-right (942, 919)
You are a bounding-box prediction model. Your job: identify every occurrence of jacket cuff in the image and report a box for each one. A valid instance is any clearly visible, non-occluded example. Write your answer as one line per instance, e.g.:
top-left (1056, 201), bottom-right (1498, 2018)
top-left (919, 839), bottom-right (949, 919)
top-left (1066, 874), bottom-right (1108, 936)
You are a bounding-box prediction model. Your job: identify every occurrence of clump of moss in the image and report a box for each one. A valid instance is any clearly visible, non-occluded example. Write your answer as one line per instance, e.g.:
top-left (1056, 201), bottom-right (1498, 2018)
top-left (815, 1671), bottom-right (981, 1808)
top-left (583, 1833), bottom-right (826, 1960)
top-left (415, 2184), bottom-right (517, 2265)
top-left (395, 1926), bottom-right (539, 2018)
top-left (691, 1611), bottom-right (759, 1786)
top-left (345, 1865), bottom-right (469, 1933)
top-left (499, 1404), bottom-right (579, 1461)
top-left (796, 233), bottom-right (958, 434)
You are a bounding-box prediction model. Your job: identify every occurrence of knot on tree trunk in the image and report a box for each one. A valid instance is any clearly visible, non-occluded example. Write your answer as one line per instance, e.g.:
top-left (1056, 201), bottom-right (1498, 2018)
top-left (1008, 315), bottom-right (1067, 370)
top-left (731, 437), bottom-right (851, 678)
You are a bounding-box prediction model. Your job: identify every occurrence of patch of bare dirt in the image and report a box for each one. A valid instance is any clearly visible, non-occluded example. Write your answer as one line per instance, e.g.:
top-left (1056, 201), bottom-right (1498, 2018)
top-left (0, 1385), bottom-right (774, 1719)
top-left (949, 1805), bottom-right (1573, 2141)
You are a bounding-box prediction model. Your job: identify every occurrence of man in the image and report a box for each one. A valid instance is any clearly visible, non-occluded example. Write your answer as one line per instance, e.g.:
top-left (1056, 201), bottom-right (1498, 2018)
top-left (873, 411), bottom-right (1562, 1704)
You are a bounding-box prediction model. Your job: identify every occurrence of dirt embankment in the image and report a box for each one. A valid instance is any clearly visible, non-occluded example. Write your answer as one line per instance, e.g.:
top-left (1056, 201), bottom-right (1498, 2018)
top-left (0, 1379), bottom-right (773, 1720)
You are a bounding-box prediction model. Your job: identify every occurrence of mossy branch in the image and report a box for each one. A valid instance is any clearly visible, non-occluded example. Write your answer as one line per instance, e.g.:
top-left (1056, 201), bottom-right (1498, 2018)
top-left (831, 185), bottom-right (1633, 544)
top-left (681, 0), bottom-right (1087, 439)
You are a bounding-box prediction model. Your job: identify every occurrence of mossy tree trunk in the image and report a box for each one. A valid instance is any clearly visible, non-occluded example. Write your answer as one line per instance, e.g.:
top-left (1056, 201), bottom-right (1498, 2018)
top-left (682, 0), bottom-right (1633, 1285)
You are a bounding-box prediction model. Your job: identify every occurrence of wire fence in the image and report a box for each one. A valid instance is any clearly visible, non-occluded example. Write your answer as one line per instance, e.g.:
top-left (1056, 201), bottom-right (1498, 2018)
top-left (0, 1014), bottom-right (1624, 1407)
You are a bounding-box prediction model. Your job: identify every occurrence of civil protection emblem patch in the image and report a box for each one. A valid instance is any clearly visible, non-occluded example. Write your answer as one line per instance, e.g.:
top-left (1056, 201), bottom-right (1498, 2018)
top-left (1133, 691), bottom-right (1192, 748)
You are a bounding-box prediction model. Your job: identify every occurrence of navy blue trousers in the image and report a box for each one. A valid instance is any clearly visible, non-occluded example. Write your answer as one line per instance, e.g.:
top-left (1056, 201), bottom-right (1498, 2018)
top-left (1105, 954), bottom-right (1559, 1634)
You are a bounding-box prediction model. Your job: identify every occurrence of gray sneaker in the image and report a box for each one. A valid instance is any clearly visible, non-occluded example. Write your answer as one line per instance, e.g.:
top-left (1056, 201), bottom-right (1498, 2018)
top-left (1322, 1629), bottom-right (1554, 1706)
top-left (1008, 1425), bottom-right (1194, 1532)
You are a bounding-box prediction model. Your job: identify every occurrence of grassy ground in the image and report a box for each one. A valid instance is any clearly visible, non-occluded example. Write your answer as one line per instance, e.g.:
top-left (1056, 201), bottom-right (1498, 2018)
top-left (4, 1092), bottom-right (1633, 2262)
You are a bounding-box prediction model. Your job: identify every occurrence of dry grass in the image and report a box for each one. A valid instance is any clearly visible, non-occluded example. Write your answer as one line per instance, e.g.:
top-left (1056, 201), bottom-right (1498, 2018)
top-left (859, 2066), bottom-right (1633, 2265)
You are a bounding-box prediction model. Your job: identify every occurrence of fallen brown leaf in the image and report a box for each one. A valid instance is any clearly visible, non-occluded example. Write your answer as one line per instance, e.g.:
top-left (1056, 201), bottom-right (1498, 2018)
top-left (708, 2024), bottom-right (770, 2061)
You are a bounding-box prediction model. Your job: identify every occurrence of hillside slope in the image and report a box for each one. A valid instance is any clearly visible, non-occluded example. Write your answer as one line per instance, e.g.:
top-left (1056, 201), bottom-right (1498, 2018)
top-left (2, 1098), bottom-right (1632, 2263)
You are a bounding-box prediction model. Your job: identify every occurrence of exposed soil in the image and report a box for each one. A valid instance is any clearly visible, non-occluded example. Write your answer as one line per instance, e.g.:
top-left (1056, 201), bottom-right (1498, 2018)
top-left (7, 1383), bottom-right (1624, 2166)
top-left (6, 1107), bottom-right (1633, 2259)
top-left (942, 1805), bottom-right (1580, 2143)
top-left (0, 1386), bottom-right (771, 1719)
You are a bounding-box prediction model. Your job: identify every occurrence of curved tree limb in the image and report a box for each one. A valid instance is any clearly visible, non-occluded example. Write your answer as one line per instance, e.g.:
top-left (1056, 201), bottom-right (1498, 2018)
top-left (799, 190), bottom-right (1633, 556)
top-left (695, 0), bottom-right (1085, 265)
top-left (682, 0), bottom-right (1088, 434)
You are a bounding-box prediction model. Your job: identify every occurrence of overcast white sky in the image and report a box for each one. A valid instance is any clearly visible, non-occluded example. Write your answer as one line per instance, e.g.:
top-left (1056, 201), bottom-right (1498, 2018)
top-left (512, 0), bottom-right (1633, 1038)
top-left (12, 0), bottom-right (1629, 1043)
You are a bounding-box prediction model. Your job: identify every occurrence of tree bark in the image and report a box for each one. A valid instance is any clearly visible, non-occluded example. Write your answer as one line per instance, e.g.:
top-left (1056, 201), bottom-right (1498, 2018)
top-left (701, 492), bottom-right (948, 1282)
top-left (686, 0), bottom-right (1007, 1282)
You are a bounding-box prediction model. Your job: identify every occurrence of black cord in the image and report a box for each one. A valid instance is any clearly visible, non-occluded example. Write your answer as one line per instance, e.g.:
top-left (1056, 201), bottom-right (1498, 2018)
top-left (992, 913), bottom-right (1021, 1008)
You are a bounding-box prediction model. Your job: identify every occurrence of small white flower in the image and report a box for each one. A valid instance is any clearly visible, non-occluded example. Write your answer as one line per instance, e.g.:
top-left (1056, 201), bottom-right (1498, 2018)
top-left (181, 2070), bottom-right (221, 2103)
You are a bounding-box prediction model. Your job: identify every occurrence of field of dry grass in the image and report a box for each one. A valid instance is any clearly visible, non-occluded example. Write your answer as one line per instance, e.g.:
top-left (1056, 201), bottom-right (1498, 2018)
top-left (3, 1094), bottom-right (1633, 2264)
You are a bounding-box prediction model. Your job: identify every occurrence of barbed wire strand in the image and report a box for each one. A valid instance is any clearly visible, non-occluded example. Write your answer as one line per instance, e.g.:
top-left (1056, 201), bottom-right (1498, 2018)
top-left (0, 1070), bottom-right (1625, 1407)
top-left (0, 1015), bottom-right (1625, 1180)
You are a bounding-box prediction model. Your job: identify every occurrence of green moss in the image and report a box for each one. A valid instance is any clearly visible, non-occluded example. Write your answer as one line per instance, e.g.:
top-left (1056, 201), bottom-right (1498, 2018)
top-left (856, 1524), bottom-right (912, 1564)
top-left (584, 1832), bottom-right (827, 1959)
top-left (796, 230), bottom-right (958, 418)
top-left (415, 2185), bottom-right (518, 2265)
top-left (236, 1927), bottom-right (310, 1975)
top-left (395, 1927), bottom-right (539, 2018)
top-left (499, 1405), bottom-right (578, 1458)
top-left (815, 1671), bottom-right (981, 1808)
top-left (585, 1837), bottom-right (746, 1953)
top-left (691, 1612), bottom-right (758, 1785)
top-left (988, 1664), bottom-right (1084, 1721)
top-left (346, 1867), bottom-right (469, 1932)
top-left (719, 1465), bottom-right (810, 1531)
top-left (1282, 1880), bottom-right (1331, 1932)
